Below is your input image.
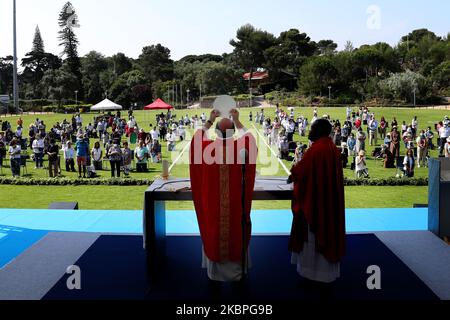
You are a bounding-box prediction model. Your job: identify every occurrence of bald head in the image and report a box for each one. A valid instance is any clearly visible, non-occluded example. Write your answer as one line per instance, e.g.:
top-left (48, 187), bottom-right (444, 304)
top-left (218, 118), bottom-right (234, 131)
top-left (216, 118), bottom-right (235, 139)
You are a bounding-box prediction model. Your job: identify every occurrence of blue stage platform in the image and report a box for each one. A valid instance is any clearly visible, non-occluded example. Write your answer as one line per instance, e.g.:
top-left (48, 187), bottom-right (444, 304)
top-left (0, 208), bottom-right (428, 269)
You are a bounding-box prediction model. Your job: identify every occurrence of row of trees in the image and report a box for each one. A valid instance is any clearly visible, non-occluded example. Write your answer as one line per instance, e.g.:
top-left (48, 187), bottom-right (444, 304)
top-left (0, 2), bottom-right (449, 109)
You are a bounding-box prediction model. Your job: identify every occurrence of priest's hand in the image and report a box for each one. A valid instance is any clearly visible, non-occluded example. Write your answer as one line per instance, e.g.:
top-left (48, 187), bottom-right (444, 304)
top-left (230, 109), bottom-right (240, 122)
top-left (231, 109), bottom-right (244, 130)
top-left (209, 110), bottom-right (220, 123)
top-left (204, 110), bottom-right (220, 130)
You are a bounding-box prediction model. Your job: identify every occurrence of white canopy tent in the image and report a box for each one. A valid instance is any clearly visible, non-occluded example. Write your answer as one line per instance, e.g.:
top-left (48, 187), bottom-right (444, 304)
top-left (90, 98), bottom-right (123, 111)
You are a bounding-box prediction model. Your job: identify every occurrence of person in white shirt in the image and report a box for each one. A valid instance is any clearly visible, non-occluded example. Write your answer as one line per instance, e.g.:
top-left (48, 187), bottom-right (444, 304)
top-left (411, 116), bottom-right (418, 138)
top-left (166, 129), bottom-right (176, 152)
top-left (32, 134), bottom-right (45, 169)
top-left (9, 139), bottom-right (22, 177)
top-left (439, 124), bottom-right (450, 156)
top-left (177, 125), bottom-right (186, 141)
top-left (445, 137), bottom-right (450, 158)
top-left (286, 119), bottom-right (295, 142)
top-left (150, 127), bottom-right (160, 142)
top-left (355, 150), bottom-right (369, 178)
top-left (346, 106), bottom-right (352, 119)
top-left (75, 114), bottom-right (83, 128)
top-left (63, 141), bottom-right (76, 172)
top-left (96, 121), bottom-right (105, 137)
top-left (91, 141), bottom-right (103, 171)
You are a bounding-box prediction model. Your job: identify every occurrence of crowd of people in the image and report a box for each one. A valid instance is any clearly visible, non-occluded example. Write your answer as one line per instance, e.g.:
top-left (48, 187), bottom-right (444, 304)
top-left (0, 109), bottom-right (191, 178)
top-left (255, 105), bottom-right (450, 179)
top-left (1, 106), bottom-right (450, 179)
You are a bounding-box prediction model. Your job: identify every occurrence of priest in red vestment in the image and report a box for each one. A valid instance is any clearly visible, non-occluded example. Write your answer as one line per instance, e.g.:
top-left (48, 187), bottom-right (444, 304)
top-left (289, 118), bottom-right (346, 283)
top-left (190, 109), bottom-right (257, 282)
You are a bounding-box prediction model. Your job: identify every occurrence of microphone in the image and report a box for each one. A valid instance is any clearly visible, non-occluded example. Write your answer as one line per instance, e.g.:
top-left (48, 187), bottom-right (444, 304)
top-left (240, 148), bottom-right (248, 281)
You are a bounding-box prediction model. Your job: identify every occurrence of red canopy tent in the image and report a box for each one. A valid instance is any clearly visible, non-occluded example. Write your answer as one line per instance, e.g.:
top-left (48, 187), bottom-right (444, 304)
top-left (144, 98), bottom-right (174, 110)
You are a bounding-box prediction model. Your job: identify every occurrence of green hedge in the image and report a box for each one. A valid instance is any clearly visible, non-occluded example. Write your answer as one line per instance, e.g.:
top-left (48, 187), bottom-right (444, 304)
top-left (0, 177), bottom-right (428, 187)
top-left (42, 104), bottom-right (92, 114)
top-left (0, 177), bottom-right (152, 186)
top-left (343, 177), bottom-right (428, 186)
top-left (20, 99), bottom-right (54, 112)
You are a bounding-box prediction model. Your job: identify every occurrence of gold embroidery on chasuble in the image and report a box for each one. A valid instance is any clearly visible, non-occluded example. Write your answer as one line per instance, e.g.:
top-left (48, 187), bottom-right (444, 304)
top-left (219, 144), bottom-right (231, 261)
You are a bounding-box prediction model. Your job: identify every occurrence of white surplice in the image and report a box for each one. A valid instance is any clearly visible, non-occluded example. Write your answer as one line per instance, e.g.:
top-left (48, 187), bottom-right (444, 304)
top-left (291, 229), bottom-right (340, 283)
top-left (202, 248), bottom-right (251, 282)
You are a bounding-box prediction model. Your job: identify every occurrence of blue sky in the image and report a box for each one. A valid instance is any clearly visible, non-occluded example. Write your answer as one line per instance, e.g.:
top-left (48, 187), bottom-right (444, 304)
top-left (0, 0), bottom-right (449, 61)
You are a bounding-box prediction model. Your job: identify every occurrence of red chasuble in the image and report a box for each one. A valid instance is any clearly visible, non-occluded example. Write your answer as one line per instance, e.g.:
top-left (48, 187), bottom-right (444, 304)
top-left (289, 137), bottom-right (346, 263)
top-left (190, 129), bottom-right (257, 263)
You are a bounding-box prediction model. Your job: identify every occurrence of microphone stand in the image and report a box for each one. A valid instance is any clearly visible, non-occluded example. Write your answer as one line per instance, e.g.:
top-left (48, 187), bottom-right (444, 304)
top-left (241, 150), bottom-right (247, 282)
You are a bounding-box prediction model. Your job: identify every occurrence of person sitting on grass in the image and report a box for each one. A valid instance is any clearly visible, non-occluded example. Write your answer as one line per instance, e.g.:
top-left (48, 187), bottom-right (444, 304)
top-left (403, 149), bottom-right (415, 178)
top-left (75, 135), bottom-right (89, 179)
top-left (294, 143), bottom-right (307, 164)
top-left (355, 150), bottom-right (369, 179)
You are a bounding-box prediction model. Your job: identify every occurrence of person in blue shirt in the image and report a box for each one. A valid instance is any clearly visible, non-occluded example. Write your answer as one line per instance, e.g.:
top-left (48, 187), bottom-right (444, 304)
top-left (75, 135), bottom-right (90, 178)
top-left (347, 133), bottom-right (357, 157)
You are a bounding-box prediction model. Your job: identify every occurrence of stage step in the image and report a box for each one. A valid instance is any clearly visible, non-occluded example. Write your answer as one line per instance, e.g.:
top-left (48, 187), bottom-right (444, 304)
top-left (48, 202), bottom-right (79, 210)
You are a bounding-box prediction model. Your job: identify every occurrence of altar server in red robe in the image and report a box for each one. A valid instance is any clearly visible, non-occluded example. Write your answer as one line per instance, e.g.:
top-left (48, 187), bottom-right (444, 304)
top-left (190, 109), bottom-right (257, 282)
top-left (289, 118), bottom-right (346, 283)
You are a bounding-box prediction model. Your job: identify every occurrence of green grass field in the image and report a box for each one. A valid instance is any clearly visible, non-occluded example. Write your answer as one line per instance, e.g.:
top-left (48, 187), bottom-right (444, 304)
top-left (0, 105), bottom-right (444, 209)
top-left (0, 185), bottom-right (428, 210)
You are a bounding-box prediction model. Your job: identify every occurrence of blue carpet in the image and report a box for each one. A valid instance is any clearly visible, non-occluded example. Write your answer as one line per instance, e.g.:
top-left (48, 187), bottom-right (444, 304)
top-left (0, 208), bottom-right (428, 234)
top-left (0, 225), bottom-right (48, 268)
top-left (0, 208), bottom-right (428, 269)
top-left (42, 234), bottom-right (438, 301)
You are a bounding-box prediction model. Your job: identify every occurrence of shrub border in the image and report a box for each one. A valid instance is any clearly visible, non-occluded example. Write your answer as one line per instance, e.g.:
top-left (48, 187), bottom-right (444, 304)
top-left (0, 177), bottom-right (428, 187)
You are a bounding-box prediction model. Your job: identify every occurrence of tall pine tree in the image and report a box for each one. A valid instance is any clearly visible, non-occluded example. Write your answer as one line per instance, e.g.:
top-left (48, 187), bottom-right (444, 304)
top-left (21, 25), bottom-right (61, 98)
top-left (58, 2), bottom-right (83, 99)
top-left (32, 26), bottom-right (45, 53)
